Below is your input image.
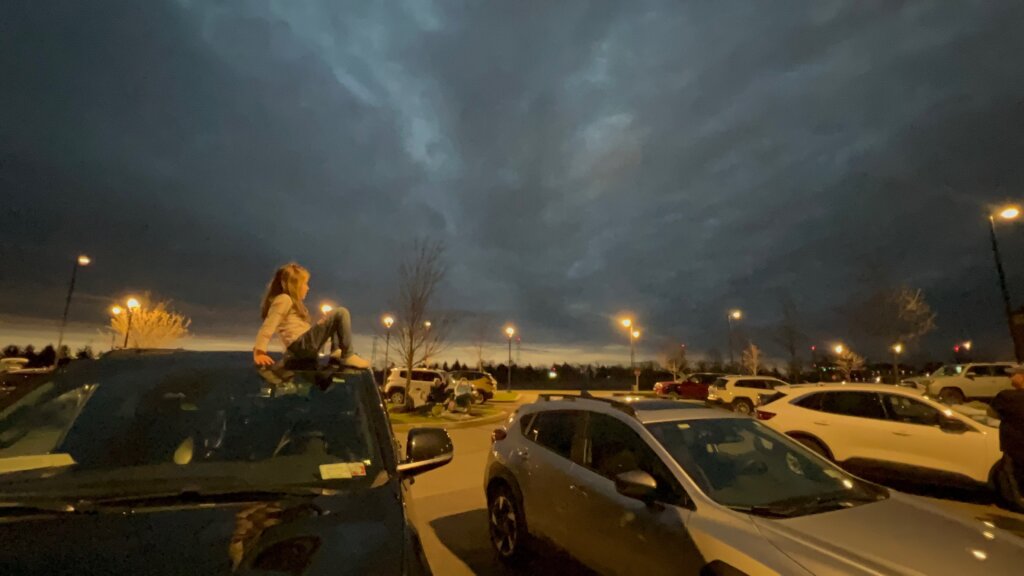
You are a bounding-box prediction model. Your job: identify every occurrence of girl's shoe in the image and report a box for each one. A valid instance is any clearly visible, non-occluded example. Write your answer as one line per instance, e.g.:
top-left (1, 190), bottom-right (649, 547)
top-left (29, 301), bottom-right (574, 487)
top-left (329, 350), bottom-right (370, 369)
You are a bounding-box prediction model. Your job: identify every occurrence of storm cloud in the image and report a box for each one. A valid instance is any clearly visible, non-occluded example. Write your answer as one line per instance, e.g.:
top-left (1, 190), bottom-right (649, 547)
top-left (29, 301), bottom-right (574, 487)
top-left (3, 0), bottom-right (1024, 363)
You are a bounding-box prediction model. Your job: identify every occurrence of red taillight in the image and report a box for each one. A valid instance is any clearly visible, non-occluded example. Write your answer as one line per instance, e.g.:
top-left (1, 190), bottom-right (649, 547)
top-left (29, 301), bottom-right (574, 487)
top-left (756, 410), bottom-right (776, 420)
top-left (491, 428), bottom-right (507, 443)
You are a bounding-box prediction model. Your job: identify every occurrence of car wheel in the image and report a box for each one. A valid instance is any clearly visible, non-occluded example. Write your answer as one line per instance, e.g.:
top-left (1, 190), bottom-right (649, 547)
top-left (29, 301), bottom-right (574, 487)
top-left (488, 484), bottom-right (527, 563)
top-left (993, 458), bottom-right (1024, 513)
top-left (732, 399), bottom-right (754, 415)
top-left (792, 435), bottom-right (832, 460)
top-left (471, 388), bottom-right (485, 404)
top-left (938, 387), bottom-right (966, 405)
top-left (388, 389), bottom-right (406, 405)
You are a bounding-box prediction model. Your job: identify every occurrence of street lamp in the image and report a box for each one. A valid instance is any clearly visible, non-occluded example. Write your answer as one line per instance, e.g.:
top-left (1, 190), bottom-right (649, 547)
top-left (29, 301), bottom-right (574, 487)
top-left (124, 297), bottom-right (141, 349)
top-left (833, 344), bottom-right (844, 355)
top-left (56, 254), bottom-right (92, 362)
top-left (320, 303), bottom-right (333, 314)
top-left (892, 343), bottom-right (903, 384)
top-left (505, 326), bottom-right (516, 391)
top-left (989, 205), bottom-right (1022, 362)
top-left (630, 329), bottom-right (641, 392)
top-left (727, 310), bottom-right (742, 367)
top-left (423, 321), bottom-right (432, 367)
top-left (110, 306), bottom-right (123, 350)
top-left (382, 314), bottom-right (394, 373)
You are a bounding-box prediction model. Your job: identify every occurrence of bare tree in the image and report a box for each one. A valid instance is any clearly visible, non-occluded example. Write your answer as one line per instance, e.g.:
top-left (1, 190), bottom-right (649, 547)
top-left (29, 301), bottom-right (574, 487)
top-left (848, 285), bottom-right (937, 349)
top-left (660, 343), bottom-right (689, 381)
top-left (741, 343), bottom-right (762, 375)
top-left (773, 296), bottom-right (806, 382)
top-left (109, 299), bottom-right (190, 348)
top-left (835, 349), bottom-right (865, 381)
top-left (394, 239), bottom-right (453, 407)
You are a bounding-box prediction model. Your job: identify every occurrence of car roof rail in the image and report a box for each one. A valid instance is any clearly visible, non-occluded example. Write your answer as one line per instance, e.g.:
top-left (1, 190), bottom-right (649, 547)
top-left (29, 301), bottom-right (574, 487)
top-left (536, 393), bottom-right (637, 418)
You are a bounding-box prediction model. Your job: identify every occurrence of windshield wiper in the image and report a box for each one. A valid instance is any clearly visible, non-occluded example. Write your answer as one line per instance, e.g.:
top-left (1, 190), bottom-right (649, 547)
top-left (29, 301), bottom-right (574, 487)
top-left (727, 505), bottom-right (794, 518)
top-left (0, 500), bottom-right (87, 516)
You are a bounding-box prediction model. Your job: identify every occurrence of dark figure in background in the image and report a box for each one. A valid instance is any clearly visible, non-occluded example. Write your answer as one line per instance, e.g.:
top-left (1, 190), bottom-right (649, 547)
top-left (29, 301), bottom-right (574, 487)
top-left (990, 366), bottom-right (1024, 502)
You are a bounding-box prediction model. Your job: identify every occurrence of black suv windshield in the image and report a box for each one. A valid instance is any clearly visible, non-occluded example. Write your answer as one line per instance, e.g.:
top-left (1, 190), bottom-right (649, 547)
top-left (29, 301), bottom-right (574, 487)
top-left (0, 354), bottom-right (390, 499)
top-left (646, 418), bottom-right (885, 517)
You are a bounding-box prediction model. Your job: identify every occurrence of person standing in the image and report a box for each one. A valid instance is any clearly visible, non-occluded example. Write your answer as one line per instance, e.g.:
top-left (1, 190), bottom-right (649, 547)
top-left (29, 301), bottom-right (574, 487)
top-left (990, 366), bottom-right (1024, 503)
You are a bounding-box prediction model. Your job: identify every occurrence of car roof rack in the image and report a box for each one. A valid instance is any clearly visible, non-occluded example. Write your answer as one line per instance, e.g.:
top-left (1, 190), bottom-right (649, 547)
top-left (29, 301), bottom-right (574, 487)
top-left (536, 392), bottom-right (637, 418)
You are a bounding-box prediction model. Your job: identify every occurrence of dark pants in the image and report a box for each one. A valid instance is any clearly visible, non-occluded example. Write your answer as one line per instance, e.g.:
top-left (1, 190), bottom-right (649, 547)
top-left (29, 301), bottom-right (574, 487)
top-left (286, 308), bottom-right (355, 360)
top-left (1007, 453), bottom-right (1024, 497)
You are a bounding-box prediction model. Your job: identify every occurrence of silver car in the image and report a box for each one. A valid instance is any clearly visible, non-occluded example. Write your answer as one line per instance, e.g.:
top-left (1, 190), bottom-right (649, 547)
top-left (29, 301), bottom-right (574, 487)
top-left (484, 394), bottom-right (1024, 575)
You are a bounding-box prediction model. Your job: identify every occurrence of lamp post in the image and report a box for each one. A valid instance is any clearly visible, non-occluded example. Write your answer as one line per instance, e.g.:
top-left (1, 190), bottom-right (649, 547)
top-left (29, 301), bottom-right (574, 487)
top-left (423, 321), bottom-right (432, 367)
top-left (123, 297), bottom-right (141, 348)
top-left (727, 310), bottom-right (742, 367)
top-left (56, 254), bottom-right (91, 362)
top-left (631, 329), bottom-right (641, 392)
top-left (110, 306), bottom-right (123, 350)
top-left (989, 206), bottom-right (1022, 362)
top-left (505, 326), bottom-right (516, 391)
top-left (319, 304), bottom-right (334, 356)
top-left (383, 315), bottom-right (394, 373)
top-left (892, 343), bottom-right (903, 384)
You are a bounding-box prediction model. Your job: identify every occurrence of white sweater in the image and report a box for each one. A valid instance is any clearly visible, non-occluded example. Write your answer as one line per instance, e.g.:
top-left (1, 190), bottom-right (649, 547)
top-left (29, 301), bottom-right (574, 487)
top-left (254, 294), bottom-right (311, 351)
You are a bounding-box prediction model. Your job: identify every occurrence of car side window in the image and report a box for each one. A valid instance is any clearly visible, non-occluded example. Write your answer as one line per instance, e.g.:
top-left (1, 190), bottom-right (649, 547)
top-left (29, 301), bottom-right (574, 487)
top-left (966, 366), bottom-right (991, 377)
top-left (584, 413), bottom-right (685, 505)
top-left (524, 410), bottom-right (583, 460)
top-left (820, 392), bottom-right (885, 420)
top-left (735, 380), bottom-right (759, 389)
top-left (883, 395), bottom-right (941, 426)
top-left (794, 393), bottom-right (823, 410)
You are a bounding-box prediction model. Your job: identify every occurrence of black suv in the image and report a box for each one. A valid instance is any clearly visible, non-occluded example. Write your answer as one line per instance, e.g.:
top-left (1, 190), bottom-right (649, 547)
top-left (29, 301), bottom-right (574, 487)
top-left (0, 350), bottom-right (452, 575)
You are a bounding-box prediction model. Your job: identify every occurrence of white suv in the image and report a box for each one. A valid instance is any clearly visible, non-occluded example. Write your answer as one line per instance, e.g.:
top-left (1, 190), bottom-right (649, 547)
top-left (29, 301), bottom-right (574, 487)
top-left (756, 383), bottom-right (1021, 510)
top-left (484, 394), bottom-right (1024, 574)
top-left (922, 362), bottom-right (1018, 404)
top-left (383, 368), bottom-right (449, 407)
top-left (706, 376), bottom-right (790, 414)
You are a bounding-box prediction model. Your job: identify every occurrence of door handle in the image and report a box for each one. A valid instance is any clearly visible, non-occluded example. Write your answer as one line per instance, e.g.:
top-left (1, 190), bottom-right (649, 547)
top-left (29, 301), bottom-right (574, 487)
top-left (812, 421), bottom-right (829, 426)
top-left (892, 432), bottom-right (911, 437)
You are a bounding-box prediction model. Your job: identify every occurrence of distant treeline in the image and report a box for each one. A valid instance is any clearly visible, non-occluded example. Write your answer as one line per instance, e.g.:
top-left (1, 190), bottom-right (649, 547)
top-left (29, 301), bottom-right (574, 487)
top-left (2, 344), bottom-right (95, 367)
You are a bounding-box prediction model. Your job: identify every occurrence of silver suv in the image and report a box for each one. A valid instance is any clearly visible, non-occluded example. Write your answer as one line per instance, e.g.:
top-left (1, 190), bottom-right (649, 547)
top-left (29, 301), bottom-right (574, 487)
top-left (484, 394), bottom-right (1024, 575)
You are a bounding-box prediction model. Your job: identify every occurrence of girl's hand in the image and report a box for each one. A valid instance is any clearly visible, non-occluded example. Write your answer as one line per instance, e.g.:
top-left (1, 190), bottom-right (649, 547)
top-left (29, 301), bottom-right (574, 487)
top-left (253, 351), bottom-right (275, 366)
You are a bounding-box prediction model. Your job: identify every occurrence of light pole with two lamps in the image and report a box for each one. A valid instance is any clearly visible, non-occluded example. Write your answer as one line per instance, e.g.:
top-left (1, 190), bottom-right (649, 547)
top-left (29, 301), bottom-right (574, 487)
top-left (112, 297), bottom-right (141, 349)
top-left (620, 318), bottom-right (641, 392)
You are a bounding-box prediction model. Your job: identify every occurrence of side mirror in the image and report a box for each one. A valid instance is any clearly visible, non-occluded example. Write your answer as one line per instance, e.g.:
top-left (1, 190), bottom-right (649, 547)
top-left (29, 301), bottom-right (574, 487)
top-left (939, 417), bottom-right (970, 434)
top-left (397, 428), bottom-right (453, 477)
top-left (615, 470), bottom-right (658, 503)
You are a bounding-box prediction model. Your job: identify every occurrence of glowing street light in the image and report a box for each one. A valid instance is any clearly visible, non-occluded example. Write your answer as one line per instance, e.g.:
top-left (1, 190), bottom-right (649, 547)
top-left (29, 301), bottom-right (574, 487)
top-left (620, 318), bottom-right (632, 329)
top-left (56, 254), bottom-right (93, 363)
top-left (122, 297), bottom-right (141, 349)
top-left (989, 205), bottom-right (1023, 361)
top-left (505, 325), bottom-right (516, 391)
top-left (891, 343), bottom-right (904, 384)
top-left (833, 344), bottom-right (845, 355)
top-left (382, 314), bottom-right (395, 372)
top-left (727, 310), bottom-right (743, 366)
top-left (110, 306), bottom-right (124, 316)
top-left (320, 303), bottom-right (333, 315)
top-left (632, 330), bottom-right (641, 339)
top-left (963, 340), bottom-right (973, 351)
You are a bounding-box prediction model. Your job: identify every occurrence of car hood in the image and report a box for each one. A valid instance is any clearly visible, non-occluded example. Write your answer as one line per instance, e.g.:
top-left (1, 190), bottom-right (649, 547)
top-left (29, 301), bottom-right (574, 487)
top-left (0, 483), bottom-right (408, 575)
top-left (752, 493), bottom-right (1024, 575)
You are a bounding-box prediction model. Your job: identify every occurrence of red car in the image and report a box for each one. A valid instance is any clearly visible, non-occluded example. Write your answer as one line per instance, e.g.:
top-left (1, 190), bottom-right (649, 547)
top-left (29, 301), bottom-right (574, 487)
top-left (653, 372), bottom-right (723, 399)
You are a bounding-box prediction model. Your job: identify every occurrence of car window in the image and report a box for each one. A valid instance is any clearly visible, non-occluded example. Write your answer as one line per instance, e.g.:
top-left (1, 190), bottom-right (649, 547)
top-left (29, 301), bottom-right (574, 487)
top-left (819, 392), bottom-right (885, 419)
top-left (524, 410), bottom-right (583, 459)
top-left (965, 366), bottom-right (991, 377)
top-left (585, 413), bottom-right (685, 505)
top-left (793, 393), bottom-right (823, 410)
top-left (735, 380), bottom-right (763, 390)
top-left (993, 365), bottom-right (1015, 377)
top-left (712, 378), bottom-right (729, 388)
top-left (882, 394), bottom-right (942, 426)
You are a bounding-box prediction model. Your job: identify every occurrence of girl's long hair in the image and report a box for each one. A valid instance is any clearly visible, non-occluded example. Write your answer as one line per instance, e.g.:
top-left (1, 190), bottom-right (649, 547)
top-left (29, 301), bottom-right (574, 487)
top-left (260, 263), bottom-right (311, 321)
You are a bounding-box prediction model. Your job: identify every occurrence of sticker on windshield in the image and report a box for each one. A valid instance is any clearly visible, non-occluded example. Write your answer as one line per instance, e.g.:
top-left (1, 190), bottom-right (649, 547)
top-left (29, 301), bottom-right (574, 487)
top-left (785, 452), bottom-right (804, 476)
top-left (319, 462), bottom-right (367, 480)
top-left (675, 423), bottom-right (691, 430)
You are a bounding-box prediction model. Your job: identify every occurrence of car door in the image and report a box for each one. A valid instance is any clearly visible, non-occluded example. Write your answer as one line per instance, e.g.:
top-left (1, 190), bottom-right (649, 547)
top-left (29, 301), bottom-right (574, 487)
top-left (813, 391), bottom-right (892, 463)
top-left (878, 392), bottom-right (990, 482)
top-left (982, 365), bottom-right (1013, 398)
top-left (516, 410), bottom-right (586, 544)
top-left (560, 412), bottom-right (702, 576)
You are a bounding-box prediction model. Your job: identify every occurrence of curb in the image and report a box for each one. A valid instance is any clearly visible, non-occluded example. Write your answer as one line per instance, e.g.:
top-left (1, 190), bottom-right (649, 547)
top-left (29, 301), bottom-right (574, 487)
top-left (391, 409), bottom-right (509, 432)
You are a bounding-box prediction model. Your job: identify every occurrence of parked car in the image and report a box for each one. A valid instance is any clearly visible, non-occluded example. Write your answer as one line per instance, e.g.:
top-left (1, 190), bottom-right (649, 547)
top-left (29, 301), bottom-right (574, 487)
top-left (921, 362), bottom-right (1018, 404)
top-left (756, 383), bottom-right (1022, 510)
top-left (448, 370), bottom-right (498, 403)
top-left (653, 372), bottom-right (722, 399)
top-left (705, 375), bottom-right (790, 414)
top-left (384, 368), bottom-right (450, 407)
top-left (0, 350), bottom-right (453, 575)
top-left (485, 393), bottom-right (1024, 575)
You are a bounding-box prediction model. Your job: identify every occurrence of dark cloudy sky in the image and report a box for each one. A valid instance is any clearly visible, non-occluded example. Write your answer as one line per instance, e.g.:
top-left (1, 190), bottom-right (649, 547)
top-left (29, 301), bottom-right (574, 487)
top-left (2, 1), bottom-right (1024, 364)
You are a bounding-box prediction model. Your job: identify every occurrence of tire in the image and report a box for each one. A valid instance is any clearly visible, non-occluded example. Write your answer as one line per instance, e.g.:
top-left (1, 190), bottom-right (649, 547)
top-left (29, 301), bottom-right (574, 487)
top-left (792, 435), bottom-right (832, 460)
top-left (488, 483), bottom-right (528, 563)
top-left (732, 399), bottom-right (754, 415)
top-left (993, 458), bottom-right (1024, 513)
top-left (387, 389), bottom-right (406, 405)
top-left (938, 387), bottom-right (966, 405)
